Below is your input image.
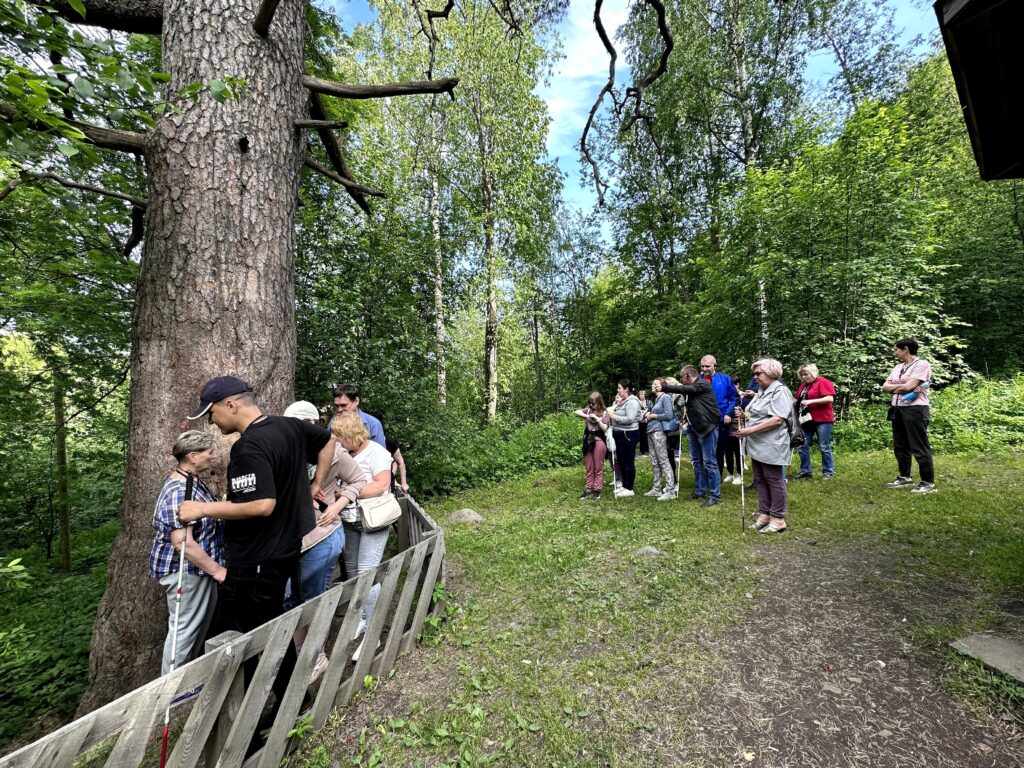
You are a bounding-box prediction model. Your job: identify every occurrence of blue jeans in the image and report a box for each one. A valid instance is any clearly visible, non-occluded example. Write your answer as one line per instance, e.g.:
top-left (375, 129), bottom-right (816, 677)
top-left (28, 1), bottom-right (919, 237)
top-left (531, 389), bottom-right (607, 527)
top-left (798, 422), bottom-right (834, 477)
top-left (687, 428), bottom-right (721, 499)
top-left (342, 522), bottom-right (391, 626)
top-left (284, 525), bottom-right (344, 610)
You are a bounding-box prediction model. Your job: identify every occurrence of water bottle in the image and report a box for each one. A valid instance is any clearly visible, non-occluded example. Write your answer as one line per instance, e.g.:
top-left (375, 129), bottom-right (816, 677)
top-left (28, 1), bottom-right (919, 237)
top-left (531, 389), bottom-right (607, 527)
top-left (902, 378), bottom-right (930, 403)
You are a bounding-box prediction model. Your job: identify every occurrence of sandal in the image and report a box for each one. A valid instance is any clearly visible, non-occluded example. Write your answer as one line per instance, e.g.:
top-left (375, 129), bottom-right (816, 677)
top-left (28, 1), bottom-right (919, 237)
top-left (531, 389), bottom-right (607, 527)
top-left (750, 518), bottom-right (770, 531)
top-left (758, 522), bottom-right (788, 534)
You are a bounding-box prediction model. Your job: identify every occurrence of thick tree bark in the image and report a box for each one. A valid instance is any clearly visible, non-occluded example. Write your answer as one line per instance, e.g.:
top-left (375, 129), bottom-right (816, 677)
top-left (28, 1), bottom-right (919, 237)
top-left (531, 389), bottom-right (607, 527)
top-left (78, 0), bottom-right (307, 713)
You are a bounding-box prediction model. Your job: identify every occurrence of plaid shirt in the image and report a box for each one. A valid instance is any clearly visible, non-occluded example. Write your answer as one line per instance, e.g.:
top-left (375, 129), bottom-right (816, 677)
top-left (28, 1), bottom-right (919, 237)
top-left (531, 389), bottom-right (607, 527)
top-left (149, 475), bottom-right (224, 578)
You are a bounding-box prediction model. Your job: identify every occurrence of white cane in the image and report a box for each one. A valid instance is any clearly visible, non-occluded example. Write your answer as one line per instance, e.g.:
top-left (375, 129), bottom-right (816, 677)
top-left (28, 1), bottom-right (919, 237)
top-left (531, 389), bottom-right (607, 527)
top-left (739, 435), bottom-right (746, 532)
top-left (160, 472), bottom-right (194, 768)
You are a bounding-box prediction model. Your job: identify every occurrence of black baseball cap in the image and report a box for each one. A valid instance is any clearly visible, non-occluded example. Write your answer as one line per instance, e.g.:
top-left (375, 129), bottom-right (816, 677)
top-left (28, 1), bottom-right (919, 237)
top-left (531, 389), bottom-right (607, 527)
top-left (187, 376), bottom-right (252, 419)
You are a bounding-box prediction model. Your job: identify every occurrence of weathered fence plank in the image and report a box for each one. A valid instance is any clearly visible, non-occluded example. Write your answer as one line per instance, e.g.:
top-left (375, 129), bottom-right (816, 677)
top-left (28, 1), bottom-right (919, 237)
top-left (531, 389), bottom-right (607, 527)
top-left (401, 532), bottom-right (446, 656)
top-left (201, 631), bottom-right (244, 767)
top-left (376, 539), bottom-right (429, 676)
top-left (256, 586), bottom-right (343, 768)
top-left (337, 553), bottom-right (406, 707)
top-left (214, 611), bottom-right (302, 768)
top-left (168, 639), bottom-right (245, 768)
top-left (103, 672), bottom-right (180, 767)
top-left (310, 569), bottom-right (375, 729)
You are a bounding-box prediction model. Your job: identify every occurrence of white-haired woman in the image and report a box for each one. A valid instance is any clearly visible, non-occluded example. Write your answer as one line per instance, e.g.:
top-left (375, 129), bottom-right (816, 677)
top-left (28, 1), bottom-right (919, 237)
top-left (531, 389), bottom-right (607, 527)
top-left (149, 430), bottom-right (225, 674)
top-left (733, 359), bottom-right (795, 534)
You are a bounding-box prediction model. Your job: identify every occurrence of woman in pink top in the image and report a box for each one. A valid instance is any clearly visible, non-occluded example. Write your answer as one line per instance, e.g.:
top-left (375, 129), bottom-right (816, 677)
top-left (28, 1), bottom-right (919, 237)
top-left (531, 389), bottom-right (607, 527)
top-left (881, 338), bottom-right (936, 493)
top-left (794, 364), bottom-right (836, 479)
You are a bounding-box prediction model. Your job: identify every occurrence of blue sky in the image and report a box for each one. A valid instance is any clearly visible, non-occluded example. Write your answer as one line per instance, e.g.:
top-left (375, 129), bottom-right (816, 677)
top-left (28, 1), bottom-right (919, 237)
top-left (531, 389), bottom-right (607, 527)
top-left (318, 0), bottom-right (941, 212)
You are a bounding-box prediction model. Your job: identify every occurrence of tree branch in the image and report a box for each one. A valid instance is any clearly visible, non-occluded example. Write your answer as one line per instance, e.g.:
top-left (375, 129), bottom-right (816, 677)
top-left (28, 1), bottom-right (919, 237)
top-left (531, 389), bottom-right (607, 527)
top-left (580, 0), bottom-right (619, 207)
top-left (56, 364), bottom-right (130, 433)
top-left (0, 178), bottom-right (24, 202)
top-left (28, 0), bottom-right (163, 34)
top-left (309, 92), bottom-right (371, 214)
top-left (302, 75), bottom-right (458, 100)
top-left (410, 0), bottom-right (455, 80)
top-left (29, 171), bottom-right (148, 207)
top-left (252, 0), bottom-right (282, 37)
top-left (123, 204), bottom-right (145, 257)
top-left (0, 101), bottom-right (148, 155)
top-left (294, 119), bottom-right (349, 130)
top-left (304, 158), bottom-right (385, 198)
top-left (620, 0), bottom-right (673, 135)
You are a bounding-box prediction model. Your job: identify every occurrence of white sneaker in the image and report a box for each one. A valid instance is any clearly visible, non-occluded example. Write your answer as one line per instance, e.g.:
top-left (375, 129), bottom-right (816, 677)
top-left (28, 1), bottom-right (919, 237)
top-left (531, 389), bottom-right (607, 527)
top-left (617, 489), bottom-right (634, 497)
top-left (351, 637), bottom-right (380, 662)
top-left (731, 475), bottom-right (743, 485)
top-left (644, 488), bottom-right (662, 497)
top-left (614, 480), bottom-right (623, 491)
top-left (657, 490), bottom-right (677, 501)
top-left (308, 650), bottom-right (329, 684)
top-left (723, 474), bottom-right (734, 483)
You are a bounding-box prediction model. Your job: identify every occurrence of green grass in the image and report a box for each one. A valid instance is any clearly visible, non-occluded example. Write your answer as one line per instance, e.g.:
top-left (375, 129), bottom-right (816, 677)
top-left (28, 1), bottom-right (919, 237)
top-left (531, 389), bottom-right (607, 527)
top-left (291, 449), bottom-right (1024, 768)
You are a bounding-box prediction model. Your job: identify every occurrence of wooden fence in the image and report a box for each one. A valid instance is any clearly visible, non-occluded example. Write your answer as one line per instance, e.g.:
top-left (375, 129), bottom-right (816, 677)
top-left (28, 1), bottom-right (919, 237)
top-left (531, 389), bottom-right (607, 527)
top-left (0, 496), bottom-right (445, 768)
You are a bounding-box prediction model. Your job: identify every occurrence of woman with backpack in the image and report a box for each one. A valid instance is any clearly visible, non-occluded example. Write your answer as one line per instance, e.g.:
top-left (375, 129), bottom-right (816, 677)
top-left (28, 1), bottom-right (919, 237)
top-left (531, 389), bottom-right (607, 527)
top-left (733, 359), bottom-right (795, 534)
top-left (644, 379), bottom-right (678, 500)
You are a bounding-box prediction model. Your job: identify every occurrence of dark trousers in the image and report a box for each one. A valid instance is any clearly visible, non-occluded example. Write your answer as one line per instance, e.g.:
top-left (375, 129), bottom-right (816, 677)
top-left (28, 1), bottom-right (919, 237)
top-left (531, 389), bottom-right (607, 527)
top-left (613, 429), bottom-right (639, 490)
top-left (891, 406), bottom-right (934, 483)
top-left (215, 554), bottom-right (299, 710)
top-left (724, 432), bottom-right (741, 474)
top-left (638, 428), bottom-right (649, 455)
top-left (715, 423), bottom-right (732, 475)
top-left (752, 460), bottom-right (787, 519)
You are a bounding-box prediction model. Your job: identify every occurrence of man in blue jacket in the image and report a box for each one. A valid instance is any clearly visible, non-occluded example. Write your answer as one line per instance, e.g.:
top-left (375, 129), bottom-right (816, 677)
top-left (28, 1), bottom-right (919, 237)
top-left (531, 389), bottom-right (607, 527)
top-left (700, 355), bottom-right (738, 480)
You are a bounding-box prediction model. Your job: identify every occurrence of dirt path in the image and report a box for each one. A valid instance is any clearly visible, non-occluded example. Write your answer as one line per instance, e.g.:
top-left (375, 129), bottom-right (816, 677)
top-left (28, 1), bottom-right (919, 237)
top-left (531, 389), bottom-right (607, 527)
top-left (682, 541), bottom-right (1024, 767)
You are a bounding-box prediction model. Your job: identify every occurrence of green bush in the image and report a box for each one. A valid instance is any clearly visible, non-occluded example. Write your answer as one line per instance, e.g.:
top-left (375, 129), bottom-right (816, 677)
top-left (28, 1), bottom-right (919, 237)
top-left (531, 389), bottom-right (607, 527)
top-left (407, 411), bottom-right (582, 498)
top-left (835, 375), bottom-right (1024, 453)
top-left (0, 521), bottom-right (116, 745)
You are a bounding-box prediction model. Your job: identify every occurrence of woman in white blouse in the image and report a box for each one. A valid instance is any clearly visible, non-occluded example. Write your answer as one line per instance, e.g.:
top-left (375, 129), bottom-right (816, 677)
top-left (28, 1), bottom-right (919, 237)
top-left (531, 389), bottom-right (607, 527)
top-left (331, 412), bottom-right (394, 660)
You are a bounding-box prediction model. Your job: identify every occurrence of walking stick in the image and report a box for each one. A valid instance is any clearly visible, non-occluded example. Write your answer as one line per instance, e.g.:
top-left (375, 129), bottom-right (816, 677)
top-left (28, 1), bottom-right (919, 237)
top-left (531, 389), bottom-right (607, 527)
top-left (735, 411), bottom-right (746, 533)
top-left (160, 471), bottom-right (194, 768)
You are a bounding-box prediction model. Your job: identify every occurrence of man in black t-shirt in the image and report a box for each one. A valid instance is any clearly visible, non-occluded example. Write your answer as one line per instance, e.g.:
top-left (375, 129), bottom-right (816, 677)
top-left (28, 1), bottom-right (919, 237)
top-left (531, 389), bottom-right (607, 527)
top-left (180, 376), bottom-right (333, 738)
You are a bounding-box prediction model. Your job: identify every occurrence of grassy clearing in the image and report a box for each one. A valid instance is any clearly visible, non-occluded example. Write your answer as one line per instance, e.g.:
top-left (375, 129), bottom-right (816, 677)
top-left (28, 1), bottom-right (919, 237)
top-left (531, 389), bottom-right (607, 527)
top-left (290, 449), bottom-right (1024, 767)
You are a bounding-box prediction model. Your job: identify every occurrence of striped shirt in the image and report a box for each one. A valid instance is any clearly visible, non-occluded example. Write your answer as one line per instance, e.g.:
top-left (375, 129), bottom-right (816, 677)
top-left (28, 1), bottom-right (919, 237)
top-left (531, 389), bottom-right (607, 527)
top-left (149, 475), bottom-right (224, 578)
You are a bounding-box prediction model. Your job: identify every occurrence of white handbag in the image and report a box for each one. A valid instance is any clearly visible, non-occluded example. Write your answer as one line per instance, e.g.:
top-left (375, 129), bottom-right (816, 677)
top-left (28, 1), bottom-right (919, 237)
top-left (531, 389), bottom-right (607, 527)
top-left (357, 491), bottom-right (402, 532)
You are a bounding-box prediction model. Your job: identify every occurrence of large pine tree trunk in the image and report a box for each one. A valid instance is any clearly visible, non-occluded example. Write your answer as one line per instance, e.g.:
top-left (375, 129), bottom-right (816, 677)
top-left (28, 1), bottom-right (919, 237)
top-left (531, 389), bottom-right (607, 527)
top-left (79, 0), bottom-right (308, 712)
